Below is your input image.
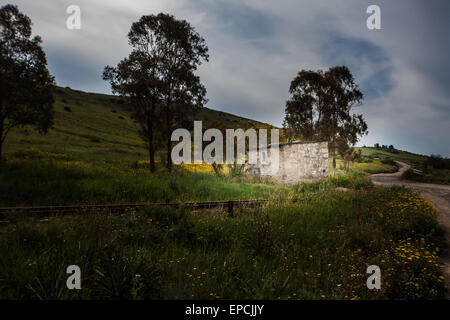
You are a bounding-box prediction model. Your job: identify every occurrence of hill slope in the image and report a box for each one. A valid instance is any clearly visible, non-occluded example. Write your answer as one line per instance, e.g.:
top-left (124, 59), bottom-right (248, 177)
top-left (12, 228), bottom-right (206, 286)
top-left (4, 87), bottom-right (269, 162)
top-left (3, 86), bottom-right (433, 176)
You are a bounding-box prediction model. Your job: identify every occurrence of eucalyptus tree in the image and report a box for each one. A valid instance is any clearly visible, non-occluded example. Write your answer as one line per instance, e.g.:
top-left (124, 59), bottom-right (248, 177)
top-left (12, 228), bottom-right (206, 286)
top-left (104, 13), bottom-right (209, 171)
top-left (283, 66), bottom-right (367, 168)
top-left (0, 4), bottom-right (55, 160)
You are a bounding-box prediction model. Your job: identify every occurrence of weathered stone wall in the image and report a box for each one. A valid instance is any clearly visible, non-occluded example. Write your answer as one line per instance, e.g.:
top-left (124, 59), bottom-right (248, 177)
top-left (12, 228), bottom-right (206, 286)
top-left (247, 140), bottom-right (329, 184)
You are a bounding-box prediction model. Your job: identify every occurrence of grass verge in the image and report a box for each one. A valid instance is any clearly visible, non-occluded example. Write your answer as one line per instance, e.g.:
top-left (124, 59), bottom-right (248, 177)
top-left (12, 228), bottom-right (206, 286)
top-left (0, 185), bottom-right (446, 299)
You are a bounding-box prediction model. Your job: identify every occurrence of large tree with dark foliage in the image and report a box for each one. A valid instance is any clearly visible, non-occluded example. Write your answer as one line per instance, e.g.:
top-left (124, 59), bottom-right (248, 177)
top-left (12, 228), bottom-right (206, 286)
top-left (104, 50), bottom-right (162, 172)
top-left (104, 13), bottom-right (208, 171)
top-left (0, 4), bottom-right (55, 160)
top-left (283, 66), bottom-right (367, 168)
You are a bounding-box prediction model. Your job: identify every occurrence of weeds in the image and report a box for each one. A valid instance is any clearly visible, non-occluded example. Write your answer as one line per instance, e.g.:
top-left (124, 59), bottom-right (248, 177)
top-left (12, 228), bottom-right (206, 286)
top-left (0, 187), bottom-right (445, 299)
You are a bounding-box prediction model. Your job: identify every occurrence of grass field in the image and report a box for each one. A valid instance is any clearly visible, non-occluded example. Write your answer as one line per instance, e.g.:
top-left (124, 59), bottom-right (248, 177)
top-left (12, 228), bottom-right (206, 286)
top-left (0, 147), bottom-right (447, 299)
top-left (0, 149), bottom-right (294, 206)
top-left (0, 181), bottom-right (446, 299)
top-left (358, 147), bottom-right (427, 166)
top-left (0, 87), bottom-right (447, 300)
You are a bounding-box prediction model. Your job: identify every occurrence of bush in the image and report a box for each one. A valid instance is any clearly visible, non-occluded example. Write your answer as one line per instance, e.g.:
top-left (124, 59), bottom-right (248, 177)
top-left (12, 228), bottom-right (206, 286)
top-left (424, 155), bottom-right (450, 170)
top-left (381, 158), bottom-right (396, 166)
top-left (402, 168), bottom-right (422, 181)
top-left (329, 172), bottom-right (373, 190)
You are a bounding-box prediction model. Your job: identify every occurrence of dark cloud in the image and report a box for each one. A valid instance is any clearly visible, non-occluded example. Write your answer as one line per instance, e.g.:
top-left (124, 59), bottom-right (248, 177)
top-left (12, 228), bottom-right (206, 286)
top-left (321, 34), bottom-right (394, 100)
top-left (7, 0), bottom-right (450, 156)
top-left (191, 0), bottom-right (279, 40)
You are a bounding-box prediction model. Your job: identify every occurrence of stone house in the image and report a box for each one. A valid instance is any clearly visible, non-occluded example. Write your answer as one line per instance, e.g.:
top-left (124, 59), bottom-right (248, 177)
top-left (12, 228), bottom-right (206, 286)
top-left (247, 140), bottom-right (329, 184)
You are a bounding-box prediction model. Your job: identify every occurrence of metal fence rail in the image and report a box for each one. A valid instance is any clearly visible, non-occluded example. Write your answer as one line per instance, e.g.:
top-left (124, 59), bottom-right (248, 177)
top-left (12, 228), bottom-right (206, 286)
top-left (0, 198), bottom-right (298, 222)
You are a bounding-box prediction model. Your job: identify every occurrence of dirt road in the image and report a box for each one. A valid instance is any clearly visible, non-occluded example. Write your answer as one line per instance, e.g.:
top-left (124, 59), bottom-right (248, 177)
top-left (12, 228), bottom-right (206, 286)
top-left (371, 161), bottom-right (450, 297)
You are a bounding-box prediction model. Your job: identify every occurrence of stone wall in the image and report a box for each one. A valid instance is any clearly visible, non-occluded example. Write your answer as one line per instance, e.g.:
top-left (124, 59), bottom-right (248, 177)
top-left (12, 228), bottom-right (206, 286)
top-left (247, 140), bottom-right (329, 184)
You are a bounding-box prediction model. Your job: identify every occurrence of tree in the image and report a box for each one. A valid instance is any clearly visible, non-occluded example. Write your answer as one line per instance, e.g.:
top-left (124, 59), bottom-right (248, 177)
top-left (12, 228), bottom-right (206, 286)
top-left (104, 13), bottom-right (208, 171)
top-left (336, 137), bottom-right (362, 171)
top-left (104, 51), bottom-right (162, 172)
top-left (283, 70), bottom-right (323, 142)
top-left (0, 4), bottom-right (55, 160)
top-left (283, 66), bottom-right (368, 168)
top-left (142, 14), bottom-right (209, 171)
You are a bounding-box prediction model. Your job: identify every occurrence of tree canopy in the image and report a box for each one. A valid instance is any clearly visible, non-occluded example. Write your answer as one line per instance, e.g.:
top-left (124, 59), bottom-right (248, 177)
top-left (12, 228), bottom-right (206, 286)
top-left (103, 13), bottom-right (208, 171)
top-left (283, 66), bottom-right (367, 168)
top-left (0, 4), bottom-right (55, 160)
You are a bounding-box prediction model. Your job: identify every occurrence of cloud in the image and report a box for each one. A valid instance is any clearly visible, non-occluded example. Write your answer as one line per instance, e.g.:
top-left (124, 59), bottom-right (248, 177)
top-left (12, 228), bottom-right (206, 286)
top-left (6, 0), bottom-right (450, 156)
top-left (190, 0), bottom-right (279, 40)
top-left (320, 34), bottom-right (394, 100)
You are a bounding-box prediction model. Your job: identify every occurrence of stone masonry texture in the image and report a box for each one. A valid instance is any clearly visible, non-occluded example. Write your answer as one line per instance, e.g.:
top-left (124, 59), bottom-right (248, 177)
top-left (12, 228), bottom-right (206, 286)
top-left (247, 140), bottom-right (329, 184)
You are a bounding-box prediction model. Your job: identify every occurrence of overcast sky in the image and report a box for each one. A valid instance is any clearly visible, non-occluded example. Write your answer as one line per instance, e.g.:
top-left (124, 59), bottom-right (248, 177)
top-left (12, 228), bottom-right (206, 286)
top-left (9, 0), bottom-right (450, 156)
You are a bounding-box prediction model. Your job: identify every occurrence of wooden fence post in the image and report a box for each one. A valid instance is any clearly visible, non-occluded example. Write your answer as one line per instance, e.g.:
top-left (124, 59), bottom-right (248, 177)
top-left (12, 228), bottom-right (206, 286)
top-left (228, 201), bottom-right (234, 217)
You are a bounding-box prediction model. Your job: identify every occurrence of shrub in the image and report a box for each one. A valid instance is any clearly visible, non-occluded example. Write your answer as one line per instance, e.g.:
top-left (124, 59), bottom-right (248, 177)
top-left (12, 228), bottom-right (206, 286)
top-left (424, 155), bottom-right (450, 170)
top-left (381, 158), bottom-right (396, 166)
top-left (329, 172), bottom-right (373, 190)
top-left (402, 168), bottom-right (423, 181)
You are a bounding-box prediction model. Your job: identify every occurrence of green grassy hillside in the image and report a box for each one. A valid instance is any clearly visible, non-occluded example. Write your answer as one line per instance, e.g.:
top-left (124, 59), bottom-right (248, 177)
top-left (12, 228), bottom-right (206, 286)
top-left (5, 86), bottom-right (431, 171)
top-left (357, 147), bottom-right (427, 166)
top-left (3, 86), bottom-right (268, 163)
top-left (0, 87), bottom-right (286, 207)
top-left (330, 147), bottom-right (428, 175)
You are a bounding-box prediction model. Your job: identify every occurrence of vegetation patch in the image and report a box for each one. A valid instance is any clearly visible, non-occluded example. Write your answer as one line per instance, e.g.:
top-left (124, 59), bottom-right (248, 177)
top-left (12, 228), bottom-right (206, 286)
top-left (0, 187), bottom-right (445, 299)
top-left (402, 155), bottom-right (450, 185)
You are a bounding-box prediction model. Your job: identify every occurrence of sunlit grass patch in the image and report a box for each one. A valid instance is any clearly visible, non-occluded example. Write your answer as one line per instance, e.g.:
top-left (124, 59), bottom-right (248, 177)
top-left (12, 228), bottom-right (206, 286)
top-left (0, 155), bottom-right (293, 206)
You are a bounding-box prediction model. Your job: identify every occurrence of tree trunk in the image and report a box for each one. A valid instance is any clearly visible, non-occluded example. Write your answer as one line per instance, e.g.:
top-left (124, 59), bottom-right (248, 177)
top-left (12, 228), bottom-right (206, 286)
top-left (147, 118), bottom-right (155, 173)
top-left (166, 131), bottom-right (172, 171)
top-left (166, 111), bottom-right (172, 171)
top-left (211, 162), bottom-right (220, 176)
top-left (0, 118), bottom-right (3, 161)
top-left (148, 142), bottom-right (155, 172)
top-left (332, 114), bottom-right (337, 169)
top-left (149, 145), bottom-right (155, 172)
top-left (332, 141), bottom-right (336, 169)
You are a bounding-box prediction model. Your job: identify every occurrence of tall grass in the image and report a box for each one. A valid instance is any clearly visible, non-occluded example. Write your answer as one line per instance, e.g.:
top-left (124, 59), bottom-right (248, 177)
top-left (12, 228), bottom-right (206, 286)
top-left (0, 154), bottom-right (293, 206)
top-left (0, 187), bottom-right (445, 299)
top-left (0, 149), bottom-right (381, 207)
